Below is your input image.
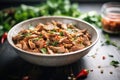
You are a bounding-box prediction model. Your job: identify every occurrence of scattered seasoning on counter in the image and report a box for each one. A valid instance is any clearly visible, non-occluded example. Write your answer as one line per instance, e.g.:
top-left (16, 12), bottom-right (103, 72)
top-left (110, 60), bottom-right (119, 68)
top-left (68, 76), bottom-right (76, 80)
top-left (100, 69), bottom-right (104, 74)
top-left (68, 67), bottom-right (76, 80)
top-left (109, 71), bottom-right (113, 74)
top-left (90, 69), bottom-right (93, 72)
top-left (101, 43), bottom-right (105, 46)
top-left (100, 40), bottom-right (103, 43)
top-left (96, 48), bottom-right (99, 51)
top-left (108, 55), bottom-right (114, 58)
top-left (91, 55), bottom-right (96, 58)
top-left (98, 66), bottom-right (101, 69)
top-left (95, 52), bottom-right (98, 55)
top-left (102, 56), bottom-right (106, 60)
top-left (100, 41), bottom-right (105, 46)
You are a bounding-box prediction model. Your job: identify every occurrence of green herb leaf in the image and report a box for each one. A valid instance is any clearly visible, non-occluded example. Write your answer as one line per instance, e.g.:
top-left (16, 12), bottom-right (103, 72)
top-left (21, 33), bottom-right (31, 37)
top-left (104, 34), bottom-right (119, 48)
top-left (110, 60), bottom-right (119, 68)
top-left (39, 33), bottom-right (43, 37)
top-left (32, 38), bottom-right (39, 41)
top-left (40, 48), bottom-right (47, 54)
top-left (80, 11), bottom-right (102, 28)
top-left (51, 29), bottom-right (56, 32)
top-left (60, 31), bottom-right (64, 36)
top-left (108, 55), bottom-right (114, 57)
top-left (52, 41), bottom-right (59, 46)
top-left (3, 22), bottom-right (11, 31)
top-left (0, 0), bottom-right (82, 38)
top-left (104, 34), bottom-right (111, 45)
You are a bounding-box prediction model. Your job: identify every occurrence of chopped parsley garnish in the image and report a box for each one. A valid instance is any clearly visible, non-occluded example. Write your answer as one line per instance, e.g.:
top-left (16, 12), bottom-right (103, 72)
top-left (60, 31), bottom-right (64, 36)
top-left (21, 33), bottom-right (31, 37)
top-left (39, 33), bottom-right (43, 37)
top-left (52, 41), bottom-right (59, 46)
top-left (51, 29), bottom-right (56, 32)
top-left (32, 38), bottom-right (39, 41)
top-left (104, 34), bottom-right (120, 49)
top-left (40, 48), bottom-right (47, 54)
top-left (108, 55), bottom-right (114, 58)
top-left (110, 60), bottom-right (119, 68)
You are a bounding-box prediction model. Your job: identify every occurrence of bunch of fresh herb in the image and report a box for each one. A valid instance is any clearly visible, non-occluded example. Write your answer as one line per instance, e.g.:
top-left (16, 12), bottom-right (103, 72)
top-left (79, 11), bottom-right (102, 28)
top-left (0, 0), bottom-right (81, 38)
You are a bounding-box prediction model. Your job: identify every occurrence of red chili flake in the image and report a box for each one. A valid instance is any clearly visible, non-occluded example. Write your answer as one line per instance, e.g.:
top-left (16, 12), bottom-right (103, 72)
top-left (76, 69), bottom-right (89, 79)
top-left (102, 56), bottom-right (106, 60)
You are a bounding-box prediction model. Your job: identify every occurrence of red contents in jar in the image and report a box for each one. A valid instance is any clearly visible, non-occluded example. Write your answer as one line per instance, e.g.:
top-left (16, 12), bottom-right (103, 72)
top-left (101, 13), bottom-right (120, 33)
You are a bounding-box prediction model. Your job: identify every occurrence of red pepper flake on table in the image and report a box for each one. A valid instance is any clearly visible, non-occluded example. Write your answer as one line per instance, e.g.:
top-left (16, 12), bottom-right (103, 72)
top-left (102, 56), bottom-right (106, 60)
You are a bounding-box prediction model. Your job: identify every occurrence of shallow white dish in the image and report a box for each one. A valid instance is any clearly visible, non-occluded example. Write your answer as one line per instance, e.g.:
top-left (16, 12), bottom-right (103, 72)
top-left (7, 16), bottom-right (99, 66)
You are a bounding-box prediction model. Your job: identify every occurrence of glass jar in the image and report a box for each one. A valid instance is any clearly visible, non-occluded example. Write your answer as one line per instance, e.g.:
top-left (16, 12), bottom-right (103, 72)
top-left (101, 2), bottom-right (120, 34)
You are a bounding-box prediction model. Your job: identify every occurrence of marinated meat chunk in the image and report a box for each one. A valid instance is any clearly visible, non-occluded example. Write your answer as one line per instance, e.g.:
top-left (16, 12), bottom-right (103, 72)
top-left (12, 20), bottom-right (92, 54)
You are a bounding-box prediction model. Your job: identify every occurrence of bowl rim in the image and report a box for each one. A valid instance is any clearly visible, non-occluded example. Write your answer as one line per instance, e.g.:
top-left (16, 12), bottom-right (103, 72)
top-left (7, 16), bottom-right (99, 57)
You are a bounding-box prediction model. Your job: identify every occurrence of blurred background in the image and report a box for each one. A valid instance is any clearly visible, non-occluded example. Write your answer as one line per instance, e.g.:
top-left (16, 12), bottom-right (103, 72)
top-left (0, 0), bottom-right (119, 10)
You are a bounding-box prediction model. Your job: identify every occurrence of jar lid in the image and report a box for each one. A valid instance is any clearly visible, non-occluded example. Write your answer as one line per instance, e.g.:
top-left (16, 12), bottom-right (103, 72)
top-left (101, 2), bottom-right (120, 19)
top-left (101, 2), bottom-right (120, 34)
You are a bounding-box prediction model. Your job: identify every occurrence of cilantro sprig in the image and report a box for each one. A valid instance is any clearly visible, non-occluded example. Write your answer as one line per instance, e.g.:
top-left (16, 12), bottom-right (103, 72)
top-left (110, 60), bottom-right (119, 68)
top-left (104, 34), bottom-right (120, 49)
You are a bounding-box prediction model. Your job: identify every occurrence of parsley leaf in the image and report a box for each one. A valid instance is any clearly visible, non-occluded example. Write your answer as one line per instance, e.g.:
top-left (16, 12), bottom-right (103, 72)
top-left (52, 41), bottom-right (59, 46)
top-left (110, 60), bottom-right (119, 68)
top-left (40, 48), bottom-right (47, 54)
top-left (60, 31), bottom-right (64, 36)
top-left (104, 34), bottom-right (120, 49)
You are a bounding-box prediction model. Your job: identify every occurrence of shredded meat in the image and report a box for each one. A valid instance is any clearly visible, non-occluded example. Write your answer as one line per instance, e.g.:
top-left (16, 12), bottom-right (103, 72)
top-left (28, 39), bottom-right (36, 49)
top-left (12, 20), bottom-right (92, 54)
top-left (49, 46), bottom-right (66, 53)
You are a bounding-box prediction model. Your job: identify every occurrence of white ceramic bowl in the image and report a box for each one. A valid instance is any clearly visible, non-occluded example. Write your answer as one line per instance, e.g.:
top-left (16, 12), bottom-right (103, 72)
top-left (7, 16), bottom-right (99, 66)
